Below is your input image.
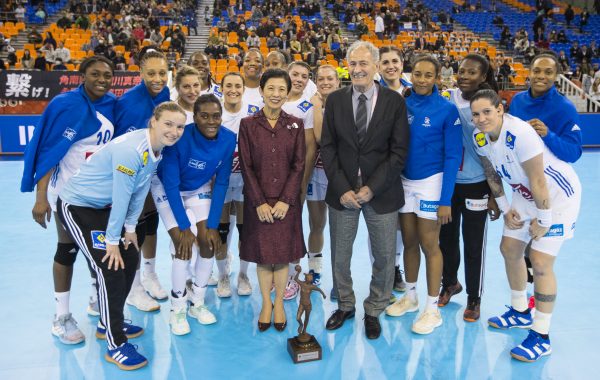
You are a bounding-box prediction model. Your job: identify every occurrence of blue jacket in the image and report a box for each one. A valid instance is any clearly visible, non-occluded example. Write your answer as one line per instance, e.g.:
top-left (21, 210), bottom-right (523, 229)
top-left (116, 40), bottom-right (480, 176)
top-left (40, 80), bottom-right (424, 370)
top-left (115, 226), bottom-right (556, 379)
top-left (404, 86), bottom-right (463, 206)
top-left (21, 85), bottom-right (116, 192)
top-left (157, 124), bottom-right (236, 230)
top-left (509, 86), bottom-right (582, 163)
top-left (114, 83), bottom-right (170, 137)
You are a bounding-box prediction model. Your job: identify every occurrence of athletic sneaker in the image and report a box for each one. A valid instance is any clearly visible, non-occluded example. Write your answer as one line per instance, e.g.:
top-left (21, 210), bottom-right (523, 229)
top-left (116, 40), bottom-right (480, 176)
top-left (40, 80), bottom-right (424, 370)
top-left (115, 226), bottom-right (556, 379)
top-left (487, 306), bottom-right (533, 329)
top-left (188, 303), bottom-right (217, 325)
top-left (284, 279), bottom-right (300, 300)
top-left (169, 307), bottom-right (191, 336)
top-left (463, 298), bottom-right (481, 322)
top-left (309, 270), bottom-right (321, 286)
top-left (52, 313), bottom-right (85, 345)
top-left (96, 321), bottom-right (144, 340)
top-left (438, 282), bottom-right (463, 307)
top-left (216, 275), bottom-right (232, 298)
top-left (394, 266), bottom-right (406, 292)
top-left (386, 296), bottom-right (419, 317)
top-left (224, 252), bottom-right (233, 276)
top-left (237, 273), bottom-right (252, 296)
top-left (141, 272), bottom-right (168, 300)
top-left (389, 294), bottom-right (397, 304)
top-left (126, 285), bottom-right (160, 312)
top-left (412, 310), bottom-right (443, 335)
top-left (510, 330), bottom-right (552, 362)
top-left (87, 296), bottom-right (100, 317)
top-left (105, 342), bottom-right (148, 370)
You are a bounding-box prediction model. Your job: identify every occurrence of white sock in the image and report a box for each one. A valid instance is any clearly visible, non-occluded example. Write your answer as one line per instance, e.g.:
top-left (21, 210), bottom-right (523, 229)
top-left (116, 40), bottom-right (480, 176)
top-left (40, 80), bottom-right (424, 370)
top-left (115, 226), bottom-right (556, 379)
top-left (143, 258), bottom-right (156, 275)
top-left (216, 258), bottom-right (228, 278)
top-left (308, 252), bottom-right (322, 272)
top-left (288, 262), bottom-right (297, 278)
top-left (532, 310), bottom-right (552, 335)
top-left (55, 291), bottom-right (70, 317)
top-left (132, 269), bottom-right (142, 288)
top-left (192, 257), bottom-right (214, 304)
top-left (405, 282), bottom-right (417, 302)
top-left (90, 279), bottom-right (97, 302)
top-left (239, 260), bottom-right (249, 275)
top-left (171, 258), bottom-right (189, 298)
top-left (511, 289), bottom-right (528, 312)
top-left (425, 295), bottom-right (439, 312)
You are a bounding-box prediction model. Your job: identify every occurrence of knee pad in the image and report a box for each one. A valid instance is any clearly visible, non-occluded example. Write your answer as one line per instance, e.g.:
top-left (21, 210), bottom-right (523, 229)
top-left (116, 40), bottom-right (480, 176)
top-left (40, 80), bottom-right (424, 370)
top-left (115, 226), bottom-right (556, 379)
top-left (218, 222), bottom-right (230, 244)
top-left (144, 211), bottom-right (159, 236)
top-left (54, 243), bottom-right (79, 266)
top-left (236, 223), bottom-right (243, 240)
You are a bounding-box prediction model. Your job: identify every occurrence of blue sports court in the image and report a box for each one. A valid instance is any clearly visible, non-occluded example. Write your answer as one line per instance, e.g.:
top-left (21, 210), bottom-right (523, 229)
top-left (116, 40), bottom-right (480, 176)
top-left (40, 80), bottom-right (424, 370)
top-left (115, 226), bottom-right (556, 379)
top-left (0, 151), bottom-right (599, 380)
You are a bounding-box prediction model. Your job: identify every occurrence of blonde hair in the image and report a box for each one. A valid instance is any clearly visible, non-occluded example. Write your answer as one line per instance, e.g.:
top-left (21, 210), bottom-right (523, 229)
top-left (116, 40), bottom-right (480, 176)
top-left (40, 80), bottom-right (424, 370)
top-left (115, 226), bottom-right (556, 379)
top-left (175, 65), bottom-right (200, 90)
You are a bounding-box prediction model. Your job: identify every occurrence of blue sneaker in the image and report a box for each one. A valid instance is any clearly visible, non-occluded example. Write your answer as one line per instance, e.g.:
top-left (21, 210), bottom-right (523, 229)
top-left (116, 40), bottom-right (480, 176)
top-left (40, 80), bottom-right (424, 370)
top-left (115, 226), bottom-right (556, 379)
top-left (105, 342), bottom-right (148, 370)
top-left (488, 306), bottom-right (533, 329)
top-left (309, 270), bottom-right (321, 286)
top-left (510, 330), bottom-right (552, 362)
top-left (96, 321), bottom-right (144, 339)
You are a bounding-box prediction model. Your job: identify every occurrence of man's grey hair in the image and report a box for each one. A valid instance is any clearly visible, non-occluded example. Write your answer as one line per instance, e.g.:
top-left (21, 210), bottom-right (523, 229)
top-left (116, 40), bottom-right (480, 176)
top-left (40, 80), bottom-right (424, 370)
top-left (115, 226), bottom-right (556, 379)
top-left (346, 41), bottom-right (379, 62)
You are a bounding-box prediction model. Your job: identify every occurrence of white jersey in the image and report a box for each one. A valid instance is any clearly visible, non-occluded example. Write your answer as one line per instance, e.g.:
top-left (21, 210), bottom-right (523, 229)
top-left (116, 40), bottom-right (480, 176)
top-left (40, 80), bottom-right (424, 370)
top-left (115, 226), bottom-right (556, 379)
top-left (222, 102), bottom-right (255, 188)
top-left (184, 109), bottom-right (194, 125)
top-left (48, 111), bottom-right (114, 205)
top-left (282, 97), bottom-right (314, 130)
top-left (242, 86), bottom-right (264, 110)
top-left (473, 114), bottom-right (579, 203)
top-left (170, 83), bottom-right (223, 101)
top-left (302, 79), bottom-right (317, 99)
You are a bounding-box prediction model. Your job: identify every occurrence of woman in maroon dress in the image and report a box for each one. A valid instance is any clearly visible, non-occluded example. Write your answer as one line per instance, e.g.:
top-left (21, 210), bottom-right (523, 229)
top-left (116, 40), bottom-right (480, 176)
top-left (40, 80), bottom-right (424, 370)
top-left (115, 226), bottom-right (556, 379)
top-left (238, 69), bottom-right (306, 332)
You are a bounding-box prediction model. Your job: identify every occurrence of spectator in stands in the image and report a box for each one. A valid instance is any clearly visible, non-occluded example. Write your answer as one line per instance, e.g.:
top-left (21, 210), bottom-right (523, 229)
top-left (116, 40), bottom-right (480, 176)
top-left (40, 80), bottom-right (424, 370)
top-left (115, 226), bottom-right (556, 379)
top-left (149, 28), bottom-right (164, 46)
top-left (581, 57), bottom-right (594, 77)
top-left (75, 13), bottom-right (90, 30)
top-left (564, 5), bottom-right (575, 27)
top-left (34, 50), bottom-right (47, 71)
top-left (558, 50), bottom-right (570, 72)
top-left (15, 3), bottom-right (25, 23)
top-left (590, 41), bottom-right (599, 57)
top-left (514, 36), bottom-right (530, 56)
top-left (327, 31), bottom-right (341, 51)
top-left (532, 14), bottom-right (545, 42)
top-left (238, 24), bottom-right (248, 41)
top-left (113, 51), bottom-right (127, 70)
top-left (498, 59), bottom-right (512, 90)
top-left (355, 19), bottom-right (369, 39)
top-left (43, 32), bottom-right (57, 50)
top-left (217, 17), bottom-right (228, 32)
top-left (434, 35), bottom-right (446, 51)
top-left (53, 58), bottom-right (67, 71)
top-left (40, 42), bottom-right (56, 64)
top-left (578, 45), bottom-right (593, 64)
top-left (56, 12), bottom-right (72, 30)
top-left (333, 38), bottom-right (348, 62)
top-left (548, 30), bottom-right (557, 43)
top-left (580, 8), bottom-right (589, 32)
top-left (441, 60), bottom-right (454, 88)
top-left (536, 32), bottom-right (550, 49)
top-left (524, 46), bottom-right (537, 64)
top-left (572, 65), bottom-right (583, 83)
top-left (375, 12), bottom-right (385, 40)
top-left (28, 26), bottom-right (43, 47)
top-left (105, 45), bottom-right (117, 62)
top-left (500, 26), bottom-right (512, 50)
top-left (557, 29), bottom-right (568, 43)
top-left (21, 49), bottom-right (34, 69)
top-left (290, 35), bottom-right (302, 55)
top-left (267, 32), bottom-right (280, 49)
top-left (414, 32), bottom-right (427, 51)
top-left (570, 41), bottom-right (581, 60)
top-left (247, 29), bottom-right (261, 48)
top-left (35, 4), bottom-right (47, 22)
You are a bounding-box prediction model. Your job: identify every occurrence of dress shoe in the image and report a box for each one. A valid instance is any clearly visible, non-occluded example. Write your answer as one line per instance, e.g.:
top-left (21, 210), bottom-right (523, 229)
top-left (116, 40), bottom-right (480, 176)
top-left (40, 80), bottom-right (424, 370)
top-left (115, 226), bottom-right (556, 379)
top-left (438, 282), bottom-right (463, 307)
top-left (258, 321), bottom-right (271, 332)
top-left (274, 320), bottom-right (287, 331)
top-left (326, 309), bottom-right (355, 330)
top-left (364, 314), bottom-right (381, 339)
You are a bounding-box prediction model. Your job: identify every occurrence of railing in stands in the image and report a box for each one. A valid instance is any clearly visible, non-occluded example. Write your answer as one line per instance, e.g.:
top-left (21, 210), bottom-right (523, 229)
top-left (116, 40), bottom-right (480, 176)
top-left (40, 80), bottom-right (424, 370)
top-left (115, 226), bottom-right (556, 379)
top-left (557, 74), bottom-right (600, 113)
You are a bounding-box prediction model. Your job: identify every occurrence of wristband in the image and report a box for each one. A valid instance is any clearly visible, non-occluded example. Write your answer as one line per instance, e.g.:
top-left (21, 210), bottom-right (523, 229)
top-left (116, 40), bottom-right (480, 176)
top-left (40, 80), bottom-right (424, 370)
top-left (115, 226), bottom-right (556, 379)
top-left (124, 224), bottom-right (137, 233)
top-left (495, 196), bottom-right (510, 214)
top-left (536, 208), bottom-right (552, 228)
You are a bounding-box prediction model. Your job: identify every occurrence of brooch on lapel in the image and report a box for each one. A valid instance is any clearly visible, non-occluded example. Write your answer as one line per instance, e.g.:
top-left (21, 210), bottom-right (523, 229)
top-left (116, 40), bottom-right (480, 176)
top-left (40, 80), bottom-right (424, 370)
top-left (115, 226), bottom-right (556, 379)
top-left (287, 123), bottom-right (299, 130)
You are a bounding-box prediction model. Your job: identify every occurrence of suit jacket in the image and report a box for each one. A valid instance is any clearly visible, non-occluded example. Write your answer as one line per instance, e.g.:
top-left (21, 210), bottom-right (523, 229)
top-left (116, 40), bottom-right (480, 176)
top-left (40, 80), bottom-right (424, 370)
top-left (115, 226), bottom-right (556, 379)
top-left (321, 84), bottom-right (409, 213)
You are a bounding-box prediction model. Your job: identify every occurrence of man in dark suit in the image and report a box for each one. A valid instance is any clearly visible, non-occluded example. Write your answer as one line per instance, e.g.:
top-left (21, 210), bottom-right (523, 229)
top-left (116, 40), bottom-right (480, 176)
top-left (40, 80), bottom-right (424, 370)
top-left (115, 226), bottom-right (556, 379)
top-left (321, 41), bottom-right (410, 339)
top-left (414, 33), bottom-right (427, 51)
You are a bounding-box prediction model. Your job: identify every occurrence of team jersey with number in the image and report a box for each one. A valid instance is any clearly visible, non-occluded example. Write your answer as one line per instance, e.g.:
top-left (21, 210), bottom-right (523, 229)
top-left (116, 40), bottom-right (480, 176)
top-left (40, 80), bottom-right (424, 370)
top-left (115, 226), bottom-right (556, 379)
top-left (473, 114), bottom-right (579, 202)
top-left (222, 102), bottom-right (255, 187)
top-left (449, 88), bottom-right (487, 184)
top-left (49, 111), bottom-right (114, 199)
top-left (242, 86), bottom-right (264, 109)
top-left (282, 97), bottom-right (314, 130)
top-left (60, 129), bottom-right (161, 244)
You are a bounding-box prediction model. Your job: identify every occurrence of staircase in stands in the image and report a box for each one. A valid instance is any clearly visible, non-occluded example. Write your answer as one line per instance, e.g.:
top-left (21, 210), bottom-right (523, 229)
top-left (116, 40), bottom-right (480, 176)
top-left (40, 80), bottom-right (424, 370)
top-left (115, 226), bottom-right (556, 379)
top-left (183, 0), bottom-right (212, 62)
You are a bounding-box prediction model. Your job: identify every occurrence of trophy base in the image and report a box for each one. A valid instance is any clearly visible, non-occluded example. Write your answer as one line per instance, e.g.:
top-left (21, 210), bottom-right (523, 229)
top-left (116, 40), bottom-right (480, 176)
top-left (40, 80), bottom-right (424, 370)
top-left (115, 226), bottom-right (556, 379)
top-left (287, 334), bottom-right (322, 363)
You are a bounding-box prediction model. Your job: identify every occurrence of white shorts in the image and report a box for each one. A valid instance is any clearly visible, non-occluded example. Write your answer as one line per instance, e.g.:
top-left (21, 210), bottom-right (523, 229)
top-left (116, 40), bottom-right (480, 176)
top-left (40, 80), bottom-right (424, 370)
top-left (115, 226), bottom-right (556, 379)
top-left (224, 185), bottom-right (244, 203)
top-left (306, 181), bottom-right (327, 202)
top-left (151, 177), bottom-right (212, 231)
top-left (502, 191), bottom-right (580, 256)
top-left (48, 192), bottom-right (59, 213)
top-left (399, 173), bottom-right (443, 220)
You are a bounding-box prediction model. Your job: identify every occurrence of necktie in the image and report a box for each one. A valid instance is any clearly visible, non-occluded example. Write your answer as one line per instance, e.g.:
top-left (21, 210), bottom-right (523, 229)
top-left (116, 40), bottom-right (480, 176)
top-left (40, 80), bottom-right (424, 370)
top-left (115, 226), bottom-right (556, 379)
top-left (355, 93), bottom-right (367, 144)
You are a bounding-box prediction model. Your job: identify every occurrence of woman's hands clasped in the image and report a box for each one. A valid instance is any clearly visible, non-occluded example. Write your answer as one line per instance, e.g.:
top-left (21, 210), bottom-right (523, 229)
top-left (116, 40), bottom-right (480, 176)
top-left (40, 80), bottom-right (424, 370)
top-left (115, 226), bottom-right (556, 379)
top-left (256, 201), bottom-right (290, 223)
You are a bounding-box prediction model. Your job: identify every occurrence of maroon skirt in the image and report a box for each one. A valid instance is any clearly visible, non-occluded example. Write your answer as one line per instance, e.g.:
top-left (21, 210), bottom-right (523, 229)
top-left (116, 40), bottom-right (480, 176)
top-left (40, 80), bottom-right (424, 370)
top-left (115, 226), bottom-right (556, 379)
top-left (239, 197), bottom-right (306, 265)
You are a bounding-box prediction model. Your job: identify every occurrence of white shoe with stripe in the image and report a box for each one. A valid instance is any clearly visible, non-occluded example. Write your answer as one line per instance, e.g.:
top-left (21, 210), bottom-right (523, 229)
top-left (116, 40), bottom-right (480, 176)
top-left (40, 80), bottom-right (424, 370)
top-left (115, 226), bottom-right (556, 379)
top-left (488, 306), bottom-right (533, 329)
top-left (510, 330), bottom-right (552, 362)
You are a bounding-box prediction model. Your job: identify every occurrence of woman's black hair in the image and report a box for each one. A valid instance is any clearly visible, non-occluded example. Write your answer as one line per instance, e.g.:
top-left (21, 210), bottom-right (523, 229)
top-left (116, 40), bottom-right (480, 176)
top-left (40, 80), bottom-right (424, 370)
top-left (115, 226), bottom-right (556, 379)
top-left (530, 51), bottom-right (562, 75)
top-left (193, 93), bottom-right (223, 115)
top-left (411, 54), bottom-right (441, 76)
top-left (259, 68), bottom-right (292, 94)
top-left (463, 54), bottom-right (499, 92)
top-left (79, 55), bottom-right (115, 74)
top-left (469, 89), bottom-right (502, 107)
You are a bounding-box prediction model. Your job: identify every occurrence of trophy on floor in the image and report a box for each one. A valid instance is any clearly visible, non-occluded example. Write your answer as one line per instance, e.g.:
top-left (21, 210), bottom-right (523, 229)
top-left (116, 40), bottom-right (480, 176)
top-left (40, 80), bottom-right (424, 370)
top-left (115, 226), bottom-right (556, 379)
top-left (287, 265), bottom-right (326, 364)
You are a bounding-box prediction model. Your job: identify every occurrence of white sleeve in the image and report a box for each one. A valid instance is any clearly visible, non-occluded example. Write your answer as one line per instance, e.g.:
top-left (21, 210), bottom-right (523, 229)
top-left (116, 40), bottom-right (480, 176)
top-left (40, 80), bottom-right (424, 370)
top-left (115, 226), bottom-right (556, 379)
top-left (513, 123), bottom-right (544, 163)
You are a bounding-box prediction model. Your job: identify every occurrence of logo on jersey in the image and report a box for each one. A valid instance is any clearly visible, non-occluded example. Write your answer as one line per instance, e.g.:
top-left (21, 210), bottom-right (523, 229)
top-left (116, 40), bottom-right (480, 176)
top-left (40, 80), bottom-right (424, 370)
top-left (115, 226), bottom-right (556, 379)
top-left (198, 191), bottom-right (212, 200)
top-left (188, 158), bottom-right (206, 170)
top-left (307, 183), bottom-right (313, 196)
top-left (297, 101), bottom-right (313, 112)
top-left (453, 118), bottom-right (461, 126)
top-left (544, 224), bottom-right (564, 237)
top-left (213, 86), bottom-right (223, 98)
top-left (63, 128), bottom-right (77, 141)
top-left (421, 117), bottom-right (431, 128)
top-left (91, 230), bottom-right (107, 250)
top-left (155, 194), bottom-right (168, 204)
top-left (571, 222), bottom-right (576, 230)
top-left (474, 132), bottom-right (487, 147)
top-left (465, 198), bottom-right (488, 211)
top-left (125, 126), bottom-right (136, 133)
top-left (142, 150), bottom-right (149, 167)
top-left (510, 183), bottom-right (533, 201)
top-left (248, 105), bottom-right (259, 114)
top-left (441, 90), bottom-right (451, 100)
top-left (407, 113), bottom-right (415, 125)
top-left (571, 124), bottom-right (581, 132)
top-left (505, 131), bottom-right (516, 150)
top-left (116, 165), bottom-right (136, 176)
top-left (419, 200), bottom-right (439, 212)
